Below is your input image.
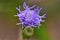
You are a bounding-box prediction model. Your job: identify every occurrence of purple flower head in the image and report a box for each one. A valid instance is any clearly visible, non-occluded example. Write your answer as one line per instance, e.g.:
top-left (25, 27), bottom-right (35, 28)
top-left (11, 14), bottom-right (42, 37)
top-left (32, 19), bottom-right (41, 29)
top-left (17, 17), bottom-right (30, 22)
top-left (15, 2), bottom-right (46, 28)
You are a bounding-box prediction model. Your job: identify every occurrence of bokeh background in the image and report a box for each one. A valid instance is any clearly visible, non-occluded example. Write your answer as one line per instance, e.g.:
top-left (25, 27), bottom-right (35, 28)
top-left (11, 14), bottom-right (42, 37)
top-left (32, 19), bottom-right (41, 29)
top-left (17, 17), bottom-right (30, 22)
top-left (0, 0), bottom-right (60, 40)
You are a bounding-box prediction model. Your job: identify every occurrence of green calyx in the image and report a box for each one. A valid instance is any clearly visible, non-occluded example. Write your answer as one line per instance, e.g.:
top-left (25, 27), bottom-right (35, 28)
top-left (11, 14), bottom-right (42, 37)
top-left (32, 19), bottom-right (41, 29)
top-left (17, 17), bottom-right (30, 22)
top-left (23, 26), bottom-right (34, 38)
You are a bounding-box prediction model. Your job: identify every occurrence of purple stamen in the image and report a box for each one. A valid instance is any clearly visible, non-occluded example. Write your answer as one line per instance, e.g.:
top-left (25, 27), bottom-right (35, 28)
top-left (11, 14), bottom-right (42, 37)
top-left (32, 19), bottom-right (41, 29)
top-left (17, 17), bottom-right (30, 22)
top-left (15, 2), bottom-right (46, 28)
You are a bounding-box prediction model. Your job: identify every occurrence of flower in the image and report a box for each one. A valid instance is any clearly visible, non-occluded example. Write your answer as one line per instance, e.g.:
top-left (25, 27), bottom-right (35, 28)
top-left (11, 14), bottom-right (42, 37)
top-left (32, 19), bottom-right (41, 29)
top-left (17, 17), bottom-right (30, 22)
top-left (14, 2), bottom-right (46, 28)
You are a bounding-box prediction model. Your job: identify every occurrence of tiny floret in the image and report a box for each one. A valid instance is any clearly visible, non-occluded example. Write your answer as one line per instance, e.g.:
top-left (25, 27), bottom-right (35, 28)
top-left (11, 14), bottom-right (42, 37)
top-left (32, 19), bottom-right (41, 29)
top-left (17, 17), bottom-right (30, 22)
top-left (15, 2), bottom-right (46, 28)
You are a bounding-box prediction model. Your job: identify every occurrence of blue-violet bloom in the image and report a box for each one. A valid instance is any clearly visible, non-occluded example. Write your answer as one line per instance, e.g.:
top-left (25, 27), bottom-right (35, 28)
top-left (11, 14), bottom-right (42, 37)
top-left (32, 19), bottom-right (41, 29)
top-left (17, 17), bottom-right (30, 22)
top-left (14, 2), bottom-right (46, 28)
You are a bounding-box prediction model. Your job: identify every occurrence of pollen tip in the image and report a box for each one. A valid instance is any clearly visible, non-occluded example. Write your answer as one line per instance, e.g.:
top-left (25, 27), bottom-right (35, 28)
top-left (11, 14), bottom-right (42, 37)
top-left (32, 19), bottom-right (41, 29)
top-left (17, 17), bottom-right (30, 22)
top-left (16, 23), bottom-right (22, 25)
top-left (14, 15), bottom-right (17, 16)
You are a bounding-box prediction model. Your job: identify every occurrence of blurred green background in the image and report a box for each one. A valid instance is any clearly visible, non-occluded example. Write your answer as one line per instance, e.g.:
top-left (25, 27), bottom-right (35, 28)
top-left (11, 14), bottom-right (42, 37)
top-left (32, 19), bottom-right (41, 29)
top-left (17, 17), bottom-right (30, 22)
top-left (0, 0), bottom-right (60, 40)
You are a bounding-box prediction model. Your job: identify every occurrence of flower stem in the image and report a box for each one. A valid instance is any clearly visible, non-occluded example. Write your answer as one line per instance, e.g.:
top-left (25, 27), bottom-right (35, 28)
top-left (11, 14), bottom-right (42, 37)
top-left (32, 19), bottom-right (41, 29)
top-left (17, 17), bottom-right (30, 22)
top-left (18, 27), bottom-right (23, 40)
